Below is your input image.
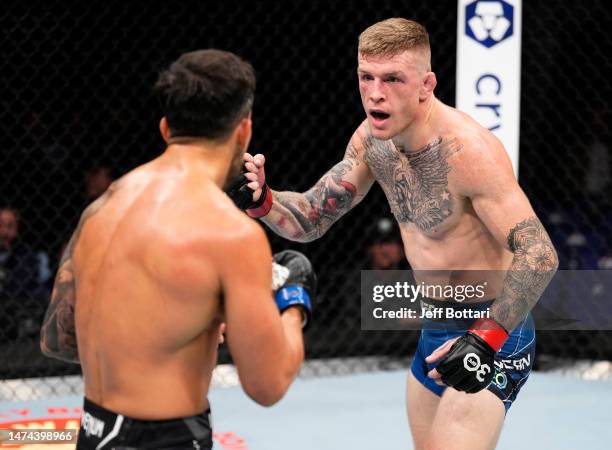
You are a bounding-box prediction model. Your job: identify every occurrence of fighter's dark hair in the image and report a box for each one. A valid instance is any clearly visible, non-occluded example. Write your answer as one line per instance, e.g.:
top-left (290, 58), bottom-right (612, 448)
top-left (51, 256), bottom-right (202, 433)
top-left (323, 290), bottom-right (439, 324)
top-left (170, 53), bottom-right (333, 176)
top-left (154, 49), bottom-right (255, 139)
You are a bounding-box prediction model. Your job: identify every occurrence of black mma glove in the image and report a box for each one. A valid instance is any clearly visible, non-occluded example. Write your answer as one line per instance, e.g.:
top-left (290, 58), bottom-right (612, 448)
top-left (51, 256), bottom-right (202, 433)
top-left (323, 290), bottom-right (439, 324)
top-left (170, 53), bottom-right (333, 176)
top-left (225, 173), bottom-right (255, 210)
top-left (435, 318), bottom-right (509, 393)
top-left (226, 170), bottom-right (272, 217)
top-left (272, 250), bottom-right (316, 329)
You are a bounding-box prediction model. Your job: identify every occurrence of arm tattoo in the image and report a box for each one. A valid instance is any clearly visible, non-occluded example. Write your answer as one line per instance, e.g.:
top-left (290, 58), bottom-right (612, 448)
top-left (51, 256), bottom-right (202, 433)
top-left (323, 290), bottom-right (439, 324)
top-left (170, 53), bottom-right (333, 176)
top-left (40, 240), bottom-right (79, 363)
top-left (269, 143), bottom-right (358, 241)
top-left (363, 136), bottom-right (462, 232)
top-left (491, 217), bottom-right (559, 331)
top-left (40, 188), bottom-right (113, 363)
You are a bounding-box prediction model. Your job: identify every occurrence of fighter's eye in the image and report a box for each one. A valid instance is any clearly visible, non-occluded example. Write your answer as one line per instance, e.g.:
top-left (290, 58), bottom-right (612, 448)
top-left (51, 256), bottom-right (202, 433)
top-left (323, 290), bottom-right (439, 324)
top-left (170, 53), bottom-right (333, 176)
top-left (360, 74), bottom-right (373, 81)
top-left (386, 76), bottom-right (400, 83)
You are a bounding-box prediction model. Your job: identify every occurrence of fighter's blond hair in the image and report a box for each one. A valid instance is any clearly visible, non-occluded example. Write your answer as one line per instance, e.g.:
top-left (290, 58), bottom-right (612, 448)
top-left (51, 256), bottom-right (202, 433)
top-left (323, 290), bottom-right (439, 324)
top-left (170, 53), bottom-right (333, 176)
top-left (358, 18), bottom-right (431, 69)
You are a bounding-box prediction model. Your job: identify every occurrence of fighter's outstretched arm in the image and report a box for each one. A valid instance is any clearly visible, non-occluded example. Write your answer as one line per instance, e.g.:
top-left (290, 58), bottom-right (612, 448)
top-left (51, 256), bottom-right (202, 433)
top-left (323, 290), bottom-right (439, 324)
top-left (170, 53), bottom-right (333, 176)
top-left (243, 123), bottom-right (376, 242)
top-left (456, 135), bottom-right (559, 332)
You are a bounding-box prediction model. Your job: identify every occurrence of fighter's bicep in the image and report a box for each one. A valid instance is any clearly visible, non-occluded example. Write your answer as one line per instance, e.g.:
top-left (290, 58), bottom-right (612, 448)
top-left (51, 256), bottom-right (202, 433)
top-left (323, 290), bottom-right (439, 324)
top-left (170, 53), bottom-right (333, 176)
top-left (306, 140), bottom-right (374, 211)
top-left (344, 126), bottom-right (376, 200)
top-left (221, 223), bottom-right (273, 318)
top-left (220, 224), bottom-right (282, 364)
top-left (471, 182), bottom-right (536, 251)
top-left (452, 134), bottom-right (536, 250)
top-left (344, 150), bottom-right (376, 205)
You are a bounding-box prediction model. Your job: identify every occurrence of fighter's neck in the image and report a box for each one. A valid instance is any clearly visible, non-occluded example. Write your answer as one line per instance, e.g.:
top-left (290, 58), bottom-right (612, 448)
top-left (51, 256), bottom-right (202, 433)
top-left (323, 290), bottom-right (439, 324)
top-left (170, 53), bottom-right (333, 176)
top-left (392, 96), bottom-right (443, 153)
top-left (162, 142), bottom-right (234, 188)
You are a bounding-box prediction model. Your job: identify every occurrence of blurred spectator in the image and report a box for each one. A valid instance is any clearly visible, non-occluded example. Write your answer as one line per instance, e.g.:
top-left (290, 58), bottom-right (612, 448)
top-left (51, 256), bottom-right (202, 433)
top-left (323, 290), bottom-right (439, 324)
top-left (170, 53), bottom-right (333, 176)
top-left (366, 217), bottom-right (410, 270)
top-left (0, 207), bottom-right (43, 299)
top-left (84, 164), bottom-right (114, 201)
top-left (0, 207), bottom-right (51, 340)
top-left (56, 164), bottom-right (115, 257)
top-left (60, 164), bottom-right (115, 253)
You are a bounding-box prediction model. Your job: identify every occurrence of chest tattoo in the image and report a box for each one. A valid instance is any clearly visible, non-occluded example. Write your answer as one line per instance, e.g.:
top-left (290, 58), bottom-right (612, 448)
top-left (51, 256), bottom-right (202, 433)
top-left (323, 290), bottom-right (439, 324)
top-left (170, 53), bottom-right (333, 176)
top-left (364, 136), bottom-right (462, 231)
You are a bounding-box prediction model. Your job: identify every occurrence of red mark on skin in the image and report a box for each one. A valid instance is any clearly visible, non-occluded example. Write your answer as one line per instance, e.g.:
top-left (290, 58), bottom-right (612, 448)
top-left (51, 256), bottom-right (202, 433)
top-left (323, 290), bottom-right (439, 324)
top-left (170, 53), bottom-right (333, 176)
top-left (276, 217), bottom-right (286, 228)
top-left (213, 432), bottom-right (249, 449)
top-left (291, 232), bottom-right (303, 240)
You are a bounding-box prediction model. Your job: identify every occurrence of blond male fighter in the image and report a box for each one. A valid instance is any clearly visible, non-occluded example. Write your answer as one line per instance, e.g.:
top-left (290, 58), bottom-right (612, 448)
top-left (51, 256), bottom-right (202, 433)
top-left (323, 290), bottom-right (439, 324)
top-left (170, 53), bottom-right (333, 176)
top-left (229, 19), bottom-right (558, 450)
top-left (40, 49), bottom-right (315, 450)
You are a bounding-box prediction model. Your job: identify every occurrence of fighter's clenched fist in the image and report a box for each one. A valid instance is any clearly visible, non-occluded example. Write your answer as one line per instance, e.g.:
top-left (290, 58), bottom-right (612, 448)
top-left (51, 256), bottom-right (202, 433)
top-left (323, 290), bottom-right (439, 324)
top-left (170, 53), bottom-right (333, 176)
top-left (226, 153), bottom-right (272, 217)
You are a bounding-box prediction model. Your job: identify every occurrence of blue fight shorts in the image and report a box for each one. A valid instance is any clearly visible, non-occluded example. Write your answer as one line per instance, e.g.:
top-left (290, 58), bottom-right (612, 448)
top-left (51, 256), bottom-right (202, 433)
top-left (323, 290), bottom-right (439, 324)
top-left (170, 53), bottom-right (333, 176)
top-left (410, 298), bottom-right (535, 412)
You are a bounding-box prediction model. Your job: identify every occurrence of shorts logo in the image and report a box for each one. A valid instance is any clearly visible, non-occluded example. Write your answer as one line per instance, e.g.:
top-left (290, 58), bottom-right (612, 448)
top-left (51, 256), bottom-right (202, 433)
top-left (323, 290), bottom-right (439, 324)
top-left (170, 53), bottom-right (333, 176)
top-left (495, 354), bottom-right (531, 371)
top-left (493, 370), bottom-right (508, 389)
top-left (81, 412), bottom-right (105, 438)
top-left (465, 0), bottom-right (514, 48)
top-left (463, 352), bottom-right (491, 382)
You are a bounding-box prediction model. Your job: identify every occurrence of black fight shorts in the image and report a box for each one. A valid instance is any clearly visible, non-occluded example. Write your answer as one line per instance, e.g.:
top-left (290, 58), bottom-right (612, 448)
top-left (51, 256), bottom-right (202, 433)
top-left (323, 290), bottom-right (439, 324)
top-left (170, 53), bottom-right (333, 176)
top-left (77, 398), bottom-right (212, 450)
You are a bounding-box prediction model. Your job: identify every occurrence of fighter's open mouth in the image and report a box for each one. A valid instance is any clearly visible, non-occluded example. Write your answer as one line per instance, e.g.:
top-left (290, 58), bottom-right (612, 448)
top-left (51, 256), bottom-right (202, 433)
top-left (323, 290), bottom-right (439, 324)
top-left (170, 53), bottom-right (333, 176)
top-left (371, 111), bottom-right (390, 120)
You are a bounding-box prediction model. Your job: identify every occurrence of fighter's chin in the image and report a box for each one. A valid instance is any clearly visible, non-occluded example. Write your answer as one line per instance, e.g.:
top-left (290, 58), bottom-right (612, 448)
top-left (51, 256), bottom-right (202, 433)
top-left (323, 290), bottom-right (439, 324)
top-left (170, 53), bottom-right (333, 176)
top-left (369, 126), bottom-right (395, 141)
top-left (367, 118), bottom-right (396, 141)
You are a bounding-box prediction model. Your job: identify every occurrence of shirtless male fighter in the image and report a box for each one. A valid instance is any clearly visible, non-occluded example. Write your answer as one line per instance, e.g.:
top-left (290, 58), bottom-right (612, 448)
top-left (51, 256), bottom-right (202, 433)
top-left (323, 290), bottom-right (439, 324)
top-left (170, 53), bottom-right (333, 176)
top-left (229, 19), bottom-right (558, 450)
top-left (40, 49), bottom-right (315, 450)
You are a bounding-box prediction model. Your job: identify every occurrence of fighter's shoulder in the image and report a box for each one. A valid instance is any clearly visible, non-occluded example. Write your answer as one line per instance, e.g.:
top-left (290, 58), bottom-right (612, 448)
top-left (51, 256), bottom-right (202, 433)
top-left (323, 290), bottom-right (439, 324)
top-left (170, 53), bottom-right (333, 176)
top-left (205, 201), bottom-right (270, 270)
top-left (444, 114), bottom-right (513, 175)
top-left (197, 189), bottom-right (267, 245)
top-left (221, 203), bottom-right (268, 246)
top-left (157, 191), bottom-right (268, 274)
top-left (444, 125), bottom-right (515, 196)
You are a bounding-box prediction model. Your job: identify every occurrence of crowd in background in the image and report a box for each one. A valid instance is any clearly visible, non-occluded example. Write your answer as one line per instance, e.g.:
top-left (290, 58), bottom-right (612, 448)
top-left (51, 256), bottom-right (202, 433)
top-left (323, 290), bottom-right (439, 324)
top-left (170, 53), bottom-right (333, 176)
top-left (0, 165), bottom-right (113, 342)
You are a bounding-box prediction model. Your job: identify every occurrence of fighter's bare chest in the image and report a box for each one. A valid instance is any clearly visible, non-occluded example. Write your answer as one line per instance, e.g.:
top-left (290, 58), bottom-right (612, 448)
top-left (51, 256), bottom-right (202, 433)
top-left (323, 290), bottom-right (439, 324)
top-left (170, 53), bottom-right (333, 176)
top-left (363, 137), bottom-right (463, 235)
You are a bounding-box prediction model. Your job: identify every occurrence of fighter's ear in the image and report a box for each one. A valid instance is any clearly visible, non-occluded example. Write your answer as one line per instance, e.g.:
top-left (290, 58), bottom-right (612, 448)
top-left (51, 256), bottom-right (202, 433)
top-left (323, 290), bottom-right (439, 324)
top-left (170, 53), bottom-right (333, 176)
top-left (159, 117), bottom-right (171, 143)
top-left (236, 115), bottom-right (252, 152)
top-left (419, 72), bottom-right (437, 101)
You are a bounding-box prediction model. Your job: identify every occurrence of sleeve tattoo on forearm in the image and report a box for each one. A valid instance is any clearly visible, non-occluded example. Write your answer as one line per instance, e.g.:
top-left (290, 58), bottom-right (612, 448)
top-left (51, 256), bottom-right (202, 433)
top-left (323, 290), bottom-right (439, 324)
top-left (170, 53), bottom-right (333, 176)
top-left (272, 145), bottom-right (358, 241)
top-left (491, 216), bottom-right (558, 331)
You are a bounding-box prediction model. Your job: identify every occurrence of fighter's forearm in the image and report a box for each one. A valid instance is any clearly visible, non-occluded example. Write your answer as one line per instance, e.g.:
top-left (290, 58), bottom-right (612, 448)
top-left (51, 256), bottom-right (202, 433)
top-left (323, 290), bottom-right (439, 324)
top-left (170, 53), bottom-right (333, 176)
top-left (261, 190), bottom-right (324, 242)
top-left (261, 159), bottom-right (358, 242)
top-left (490, 217), bottom-right (559, 331)
top-left (280, 308), bottom-right (305, 381)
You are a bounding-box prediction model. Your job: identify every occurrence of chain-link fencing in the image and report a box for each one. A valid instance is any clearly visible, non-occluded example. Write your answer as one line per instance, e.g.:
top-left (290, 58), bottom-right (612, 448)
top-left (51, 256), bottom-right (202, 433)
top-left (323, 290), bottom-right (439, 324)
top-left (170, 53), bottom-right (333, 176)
top-left (1, 0), bottom-right (610, 399)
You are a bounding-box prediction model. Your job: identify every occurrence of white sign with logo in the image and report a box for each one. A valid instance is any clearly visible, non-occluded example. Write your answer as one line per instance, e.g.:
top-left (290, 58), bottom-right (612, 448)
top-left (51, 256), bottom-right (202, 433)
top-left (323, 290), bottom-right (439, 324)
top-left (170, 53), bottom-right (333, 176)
top-left (456, 0), bottom-right (522, 176)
